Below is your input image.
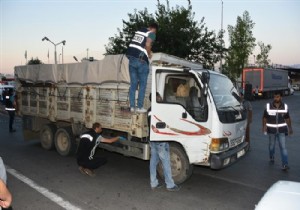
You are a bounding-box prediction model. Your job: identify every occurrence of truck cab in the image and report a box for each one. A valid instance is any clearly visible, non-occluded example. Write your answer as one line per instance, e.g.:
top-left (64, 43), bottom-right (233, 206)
top-left (150, 56), bottom-right (247, 182)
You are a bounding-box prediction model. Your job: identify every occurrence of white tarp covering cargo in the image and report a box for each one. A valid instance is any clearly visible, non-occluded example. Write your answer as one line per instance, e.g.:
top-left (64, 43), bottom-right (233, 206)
top-left (15, 54), bottom-right (130, 84)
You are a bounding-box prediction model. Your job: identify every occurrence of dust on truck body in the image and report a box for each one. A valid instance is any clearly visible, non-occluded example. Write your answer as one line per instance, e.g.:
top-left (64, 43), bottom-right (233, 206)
top-left (242, 68), bottom-right (289, 98)
top-left (15, 53), bottom-right (248, 184)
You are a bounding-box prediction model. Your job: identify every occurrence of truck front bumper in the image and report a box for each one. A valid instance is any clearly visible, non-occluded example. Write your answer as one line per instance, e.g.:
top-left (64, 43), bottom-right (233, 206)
top-left (210, 141), bottom-right (248, 169)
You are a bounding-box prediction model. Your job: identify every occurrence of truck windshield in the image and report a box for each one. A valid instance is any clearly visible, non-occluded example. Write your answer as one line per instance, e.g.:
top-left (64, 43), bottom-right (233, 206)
top-left (208, 74), bottom-right (240, 110)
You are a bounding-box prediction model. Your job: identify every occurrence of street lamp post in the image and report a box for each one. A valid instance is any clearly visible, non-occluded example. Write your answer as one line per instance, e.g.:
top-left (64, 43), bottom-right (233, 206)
top-left (42, 37), bottom-right (66, 64)
top-left (220, 0), bottom-right (223, 72)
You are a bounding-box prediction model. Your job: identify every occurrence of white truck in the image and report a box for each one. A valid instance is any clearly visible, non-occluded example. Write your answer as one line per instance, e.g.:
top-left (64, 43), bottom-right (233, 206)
top-left (15, 53), bottom-right (248, 184)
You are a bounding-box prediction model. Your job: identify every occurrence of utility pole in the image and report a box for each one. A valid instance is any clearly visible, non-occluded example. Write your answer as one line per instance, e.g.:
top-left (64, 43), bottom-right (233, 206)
top-left (220, 0), bottom-right (223, 73)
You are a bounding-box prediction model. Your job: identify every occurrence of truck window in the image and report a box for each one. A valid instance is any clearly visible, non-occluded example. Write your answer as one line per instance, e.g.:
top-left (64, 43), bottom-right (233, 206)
top-left (164, 77), bottom-right (189, 107)
top-left (163, 76), bottom-right (208, 122)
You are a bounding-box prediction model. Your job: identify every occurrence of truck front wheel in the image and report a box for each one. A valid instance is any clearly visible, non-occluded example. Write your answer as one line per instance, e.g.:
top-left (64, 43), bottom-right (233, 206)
top-left (157, 143), bottom-right (193, 184)
top-left (40, 124), bottom-right (56, 150)
top-left (54, 127), bottom-right (76, 156)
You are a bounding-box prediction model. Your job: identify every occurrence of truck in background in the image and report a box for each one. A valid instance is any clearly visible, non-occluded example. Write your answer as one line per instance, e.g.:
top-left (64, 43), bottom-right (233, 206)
top-left (15, 53), bottom-right (248, 184)
top-left (242, 68), bottom-right (290, 99)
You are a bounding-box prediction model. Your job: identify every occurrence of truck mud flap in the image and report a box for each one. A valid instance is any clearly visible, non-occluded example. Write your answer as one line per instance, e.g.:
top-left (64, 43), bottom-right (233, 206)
top-left (22, 115), bottom-right (39, 141)
top-left (210, 142), bottom-right (248, 169)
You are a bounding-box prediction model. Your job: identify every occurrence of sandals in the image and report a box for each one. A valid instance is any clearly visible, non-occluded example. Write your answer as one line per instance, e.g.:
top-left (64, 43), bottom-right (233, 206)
top-left (78, 166), bottom-right (96, 177)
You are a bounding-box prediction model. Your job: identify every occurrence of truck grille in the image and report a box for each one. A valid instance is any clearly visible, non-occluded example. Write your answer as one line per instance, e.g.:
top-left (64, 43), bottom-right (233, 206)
top-left (230, 136), bottom-right (243, 147)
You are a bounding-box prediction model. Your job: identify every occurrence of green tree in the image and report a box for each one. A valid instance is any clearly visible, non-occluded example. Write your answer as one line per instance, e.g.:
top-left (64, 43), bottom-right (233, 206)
top-left (224, 11), bottom-right (256, 80)
top-left (27, 57), bottom-right (43, 65)
top-left (105, 0), bottom-right (225, 69)
top-left (255, 41), bottom-right (272, 67)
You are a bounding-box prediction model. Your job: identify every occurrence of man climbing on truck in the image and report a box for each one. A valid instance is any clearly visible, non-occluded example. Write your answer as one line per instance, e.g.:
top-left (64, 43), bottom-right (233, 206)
top-left (126, 23), bottom-right (158, 113)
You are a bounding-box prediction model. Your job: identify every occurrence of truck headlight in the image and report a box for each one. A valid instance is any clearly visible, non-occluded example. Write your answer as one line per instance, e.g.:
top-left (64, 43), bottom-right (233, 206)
top-left (210, 137), bottom-right (229, 152)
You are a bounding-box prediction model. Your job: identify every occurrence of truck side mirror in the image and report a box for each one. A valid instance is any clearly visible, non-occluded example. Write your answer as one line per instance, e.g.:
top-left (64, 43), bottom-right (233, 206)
top-left (201, 71), bottom-right (210, 97)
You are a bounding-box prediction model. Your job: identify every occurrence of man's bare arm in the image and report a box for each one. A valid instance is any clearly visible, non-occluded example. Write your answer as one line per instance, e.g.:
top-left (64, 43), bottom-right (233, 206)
top-left (145, 38), bottom-right (153, 58)
top-left (0, 179), bottom-right (12, 209)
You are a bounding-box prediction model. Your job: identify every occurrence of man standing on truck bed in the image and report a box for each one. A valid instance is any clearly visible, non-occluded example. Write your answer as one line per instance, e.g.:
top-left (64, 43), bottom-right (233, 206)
top-left (77, 122), bottom-right (125, 177)
top-left (262, 91), bottom-right (293, 171)
top-left (126, 23), bottom-right (158, 113)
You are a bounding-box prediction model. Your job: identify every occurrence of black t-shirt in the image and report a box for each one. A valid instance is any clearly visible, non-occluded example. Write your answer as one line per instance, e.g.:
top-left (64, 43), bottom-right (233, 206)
top-left (77, 130), bottom-right (101, 162)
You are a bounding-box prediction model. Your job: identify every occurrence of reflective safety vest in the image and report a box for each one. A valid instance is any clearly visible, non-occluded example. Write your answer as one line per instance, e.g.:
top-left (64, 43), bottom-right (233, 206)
top-left (265, 102), bottom-right (288, 134)
top-left (126, 27), bottom-right (151, 64)
top-left (5, 95), bottom-right (15, 111)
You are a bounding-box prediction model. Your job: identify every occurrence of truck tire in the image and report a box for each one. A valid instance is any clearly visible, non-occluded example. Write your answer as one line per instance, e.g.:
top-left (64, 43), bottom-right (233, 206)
top-left (40, 124), bottom-right (56, 150)
top-left (54, 127), bottom-right (76, 156)
top-left (157, 143), bottom-right (193, 184)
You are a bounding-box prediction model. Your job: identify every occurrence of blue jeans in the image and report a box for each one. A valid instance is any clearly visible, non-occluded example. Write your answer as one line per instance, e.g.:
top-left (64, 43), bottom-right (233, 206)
top-left (149, 142), bottom-right (176, 189)
top-left (269, 133), bottom-right (288, 166)
top-left (128, 56), bottom-right (149, 109)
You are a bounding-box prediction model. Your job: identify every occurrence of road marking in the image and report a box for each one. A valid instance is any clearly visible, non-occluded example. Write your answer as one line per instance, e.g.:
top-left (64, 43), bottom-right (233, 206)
top-left (6, 165), bottom-right (82, 210)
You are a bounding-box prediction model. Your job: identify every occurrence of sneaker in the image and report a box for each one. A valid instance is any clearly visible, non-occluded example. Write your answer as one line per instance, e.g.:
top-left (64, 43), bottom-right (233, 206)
top-left (130, 107), bottom-right (135, 112)
top-left (282, 165), bottom-right (290, 171)
top-left (167, 185), bottom-right (181, 192)
top-left (151, 183), bottom-right (163, 190)
top-left (136, 108), bottom-right (147, 113)
top-left (269, 156), bottom-right (274, 163)
top-left (78, 166), bottom-right (86, 175)
top-left (84, 168), bottom-right (96, 177)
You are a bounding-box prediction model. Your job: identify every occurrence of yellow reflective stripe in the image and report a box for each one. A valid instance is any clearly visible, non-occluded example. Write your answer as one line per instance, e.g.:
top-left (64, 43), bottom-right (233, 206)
top-left (80, 134), bottom-right (93, 142)
top-left (266, 103), bottom-right (288, 114)
top-left (135, 31), bottom-right (150, 37)
top-left (128, 44), bottom-right (148, 57)
top-left (266, 123), bottom-right (287, 128)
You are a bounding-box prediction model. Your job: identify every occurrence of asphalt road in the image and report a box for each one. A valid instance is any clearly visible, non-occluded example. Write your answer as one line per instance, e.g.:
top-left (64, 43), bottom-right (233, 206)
top-left (0, 92), bottom-right (299, 210)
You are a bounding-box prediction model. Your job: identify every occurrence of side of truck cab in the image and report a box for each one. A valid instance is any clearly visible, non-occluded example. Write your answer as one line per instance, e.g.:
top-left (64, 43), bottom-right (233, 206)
top-left (150, 55), bottom-right (248, 182)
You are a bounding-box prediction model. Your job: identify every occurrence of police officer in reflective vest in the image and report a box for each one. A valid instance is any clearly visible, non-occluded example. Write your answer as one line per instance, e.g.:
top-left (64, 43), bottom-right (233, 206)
top-left (126, 23), bottom-right (158, 113)
top-left (262, 91), bottom-right (293, 171)
top-left (5, 88), bottom-right (16, 133)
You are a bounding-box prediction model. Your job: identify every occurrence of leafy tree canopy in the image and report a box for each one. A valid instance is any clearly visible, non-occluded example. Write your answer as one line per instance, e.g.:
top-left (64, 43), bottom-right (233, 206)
top-left (27, 57), bottom-right (43, 65)
top-left (223, 11), bottom-right (256, 80)
top-left (256, 41), bottom-right (272, 67)
top-left (105, 0), bottom-right (225, 69)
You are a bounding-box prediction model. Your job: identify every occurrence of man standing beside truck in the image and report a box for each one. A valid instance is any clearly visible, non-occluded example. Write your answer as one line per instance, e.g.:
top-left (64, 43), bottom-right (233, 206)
top-left (148, 93), bottom-right (180, 191)
top-left (126, 23), bottom-right (158, 113)
top-left (5, 89), bottom-right (16, 133)
top-left (240, 92), bottom-right (252, 150)
top-left (77, 122), bottom-right (124, 177)
top-left (262, 91), bottom-right (293, 171)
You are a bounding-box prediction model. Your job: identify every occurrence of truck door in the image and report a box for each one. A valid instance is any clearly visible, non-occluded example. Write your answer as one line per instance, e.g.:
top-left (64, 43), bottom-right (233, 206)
top-left (149, 68), bottom-right (211, 141)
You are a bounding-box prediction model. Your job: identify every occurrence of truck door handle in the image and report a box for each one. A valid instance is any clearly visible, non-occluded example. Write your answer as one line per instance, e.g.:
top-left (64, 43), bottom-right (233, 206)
top-left (156, 122), bottom-right (166, 129)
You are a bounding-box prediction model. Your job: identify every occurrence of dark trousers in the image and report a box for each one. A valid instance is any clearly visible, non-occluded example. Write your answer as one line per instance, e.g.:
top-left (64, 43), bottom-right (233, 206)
top-left (7, 110), bottom-right (15, 131)
top-left (77, 157), bottom-right (107, 170)
top-left (245, 124), bottom-right (250, 143)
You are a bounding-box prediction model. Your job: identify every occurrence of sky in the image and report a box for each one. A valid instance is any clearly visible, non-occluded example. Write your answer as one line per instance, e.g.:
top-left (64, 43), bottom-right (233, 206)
top-left (1, 0), bottom-right (300, 74)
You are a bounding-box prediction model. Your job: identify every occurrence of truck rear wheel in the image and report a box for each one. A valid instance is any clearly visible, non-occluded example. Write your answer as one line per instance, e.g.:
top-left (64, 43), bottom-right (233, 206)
top-left (40, 124), bottom-right (56, 150)
top-left (54, 127), bottom-right (76, 156)
top-left (157, 143), bottom-right (193, 184)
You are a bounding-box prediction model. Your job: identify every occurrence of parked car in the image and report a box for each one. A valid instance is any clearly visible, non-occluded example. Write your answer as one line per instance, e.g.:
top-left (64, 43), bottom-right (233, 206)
top-left (292, 84), bottom-right (299, 91)
top-left (255, 180), bottom-right (300, 210)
